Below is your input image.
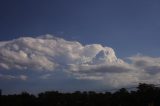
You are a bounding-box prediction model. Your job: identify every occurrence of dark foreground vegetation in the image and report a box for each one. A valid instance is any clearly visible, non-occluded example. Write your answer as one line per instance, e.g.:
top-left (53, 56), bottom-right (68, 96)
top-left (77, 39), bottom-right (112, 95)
top-left (1, 83), bottom-right (160, 106)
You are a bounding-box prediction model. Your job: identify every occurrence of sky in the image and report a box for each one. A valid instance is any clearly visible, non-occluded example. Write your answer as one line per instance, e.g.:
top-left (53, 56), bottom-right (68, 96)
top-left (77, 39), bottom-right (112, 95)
top-left (0, 0), bottom-right (160, 94)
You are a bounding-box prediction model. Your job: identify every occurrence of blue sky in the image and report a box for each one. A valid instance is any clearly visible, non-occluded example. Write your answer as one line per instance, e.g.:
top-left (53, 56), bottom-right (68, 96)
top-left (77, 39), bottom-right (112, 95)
top-left (0, 0), bottom-right (160, 94)
top-left (0, 0), bottom-right (160, 57)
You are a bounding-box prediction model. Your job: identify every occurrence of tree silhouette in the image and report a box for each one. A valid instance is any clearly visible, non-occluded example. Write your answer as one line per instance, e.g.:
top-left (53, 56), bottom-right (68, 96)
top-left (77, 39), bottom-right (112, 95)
top-left (1, 83), bottom-right (160, 106)
top-left (0, 89), bottom-right (1, 96)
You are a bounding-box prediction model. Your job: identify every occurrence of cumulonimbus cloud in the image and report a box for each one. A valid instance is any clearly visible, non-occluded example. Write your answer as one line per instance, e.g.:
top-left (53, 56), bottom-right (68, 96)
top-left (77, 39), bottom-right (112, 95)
top-left (0, 35), bottom-right (160, 88)
top-left (0, 34), bottom-right (123, 71)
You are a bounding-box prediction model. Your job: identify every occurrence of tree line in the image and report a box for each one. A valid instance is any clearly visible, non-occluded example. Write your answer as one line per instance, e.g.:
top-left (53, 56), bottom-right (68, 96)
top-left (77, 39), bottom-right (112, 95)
top-left (0, 83), bottom-right (160, 106)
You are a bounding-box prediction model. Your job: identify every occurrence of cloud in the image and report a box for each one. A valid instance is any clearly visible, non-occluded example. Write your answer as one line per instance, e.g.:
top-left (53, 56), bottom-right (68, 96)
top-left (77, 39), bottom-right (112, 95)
top-left (40, 74), bottom-right (53, 80)
top-left (129, 55), bottom-right (160, 74)
top-left (0, 34), bottom-right (123, 71)
top-left (127, 55), bottom-right (160, 84)
top-left (0, 35), bottom-right (160, 89)
top-left (0, 74), bottom-right (27, 80)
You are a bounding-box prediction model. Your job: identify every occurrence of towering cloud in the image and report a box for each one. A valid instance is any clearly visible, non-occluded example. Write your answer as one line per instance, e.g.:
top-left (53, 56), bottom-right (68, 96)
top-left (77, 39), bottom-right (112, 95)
top-left (0, 35), bottom-right (160, 89)
top-left (0, 35), bottom-right (123, 71)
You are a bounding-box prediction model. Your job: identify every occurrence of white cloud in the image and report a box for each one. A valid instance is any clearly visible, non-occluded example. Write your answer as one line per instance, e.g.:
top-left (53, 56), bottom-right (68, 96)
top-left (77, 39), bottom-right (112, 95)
top-left (127, 55), bottom-right (160, 84)
top-left (129, 55), bottom-right (160, 73)
top-left (0, 35), bottom-right (160, 88)
top-left (0, 34), bottom-right (123, 72)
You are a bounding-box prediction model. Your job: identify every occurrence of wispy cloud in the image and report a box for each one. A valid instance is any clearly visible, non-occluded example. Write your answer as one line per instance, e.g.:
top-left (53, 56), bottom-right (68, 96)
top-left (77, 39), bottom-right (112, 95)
top-left (0, 74), bottom-right (27, 80)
